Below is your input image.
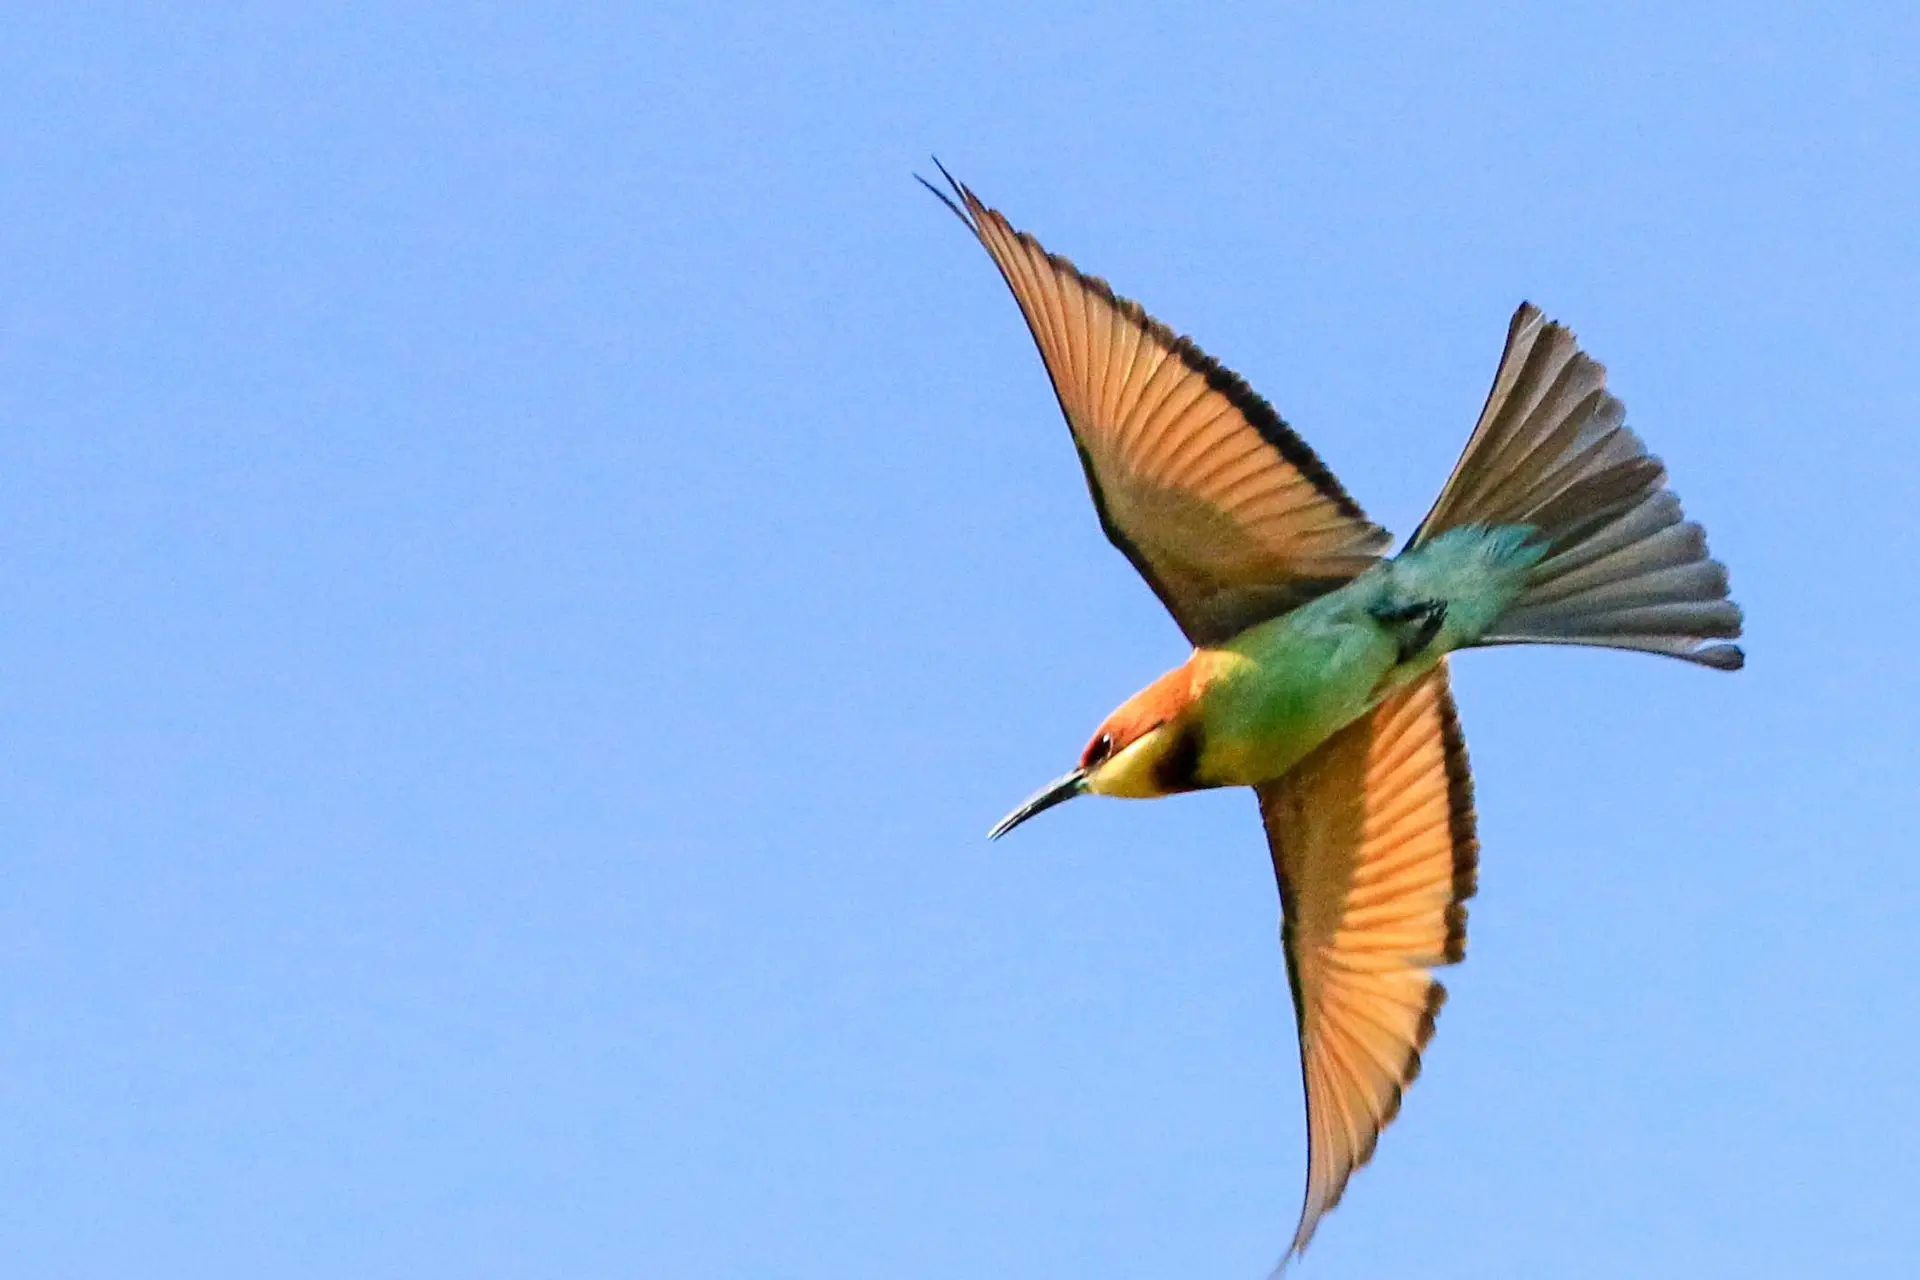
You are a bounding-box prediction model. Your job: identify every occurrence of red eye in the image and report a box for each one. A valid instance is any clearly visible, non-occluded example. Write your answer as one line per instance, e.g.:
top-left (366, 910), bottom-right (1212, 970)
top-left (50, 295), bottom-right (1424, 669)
top-left (1086, 733), bottom-right (1114, 765)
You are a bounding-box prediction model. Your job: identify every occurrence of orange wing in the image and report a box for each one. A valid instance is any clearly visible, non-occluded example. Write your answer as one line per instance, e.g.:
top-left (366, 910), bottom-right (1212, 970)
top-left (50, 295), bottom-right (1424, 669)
top-left (1255, 663), bottom-right (1478, 1262)
top-left (924, 164), bottom-right (1389, 645)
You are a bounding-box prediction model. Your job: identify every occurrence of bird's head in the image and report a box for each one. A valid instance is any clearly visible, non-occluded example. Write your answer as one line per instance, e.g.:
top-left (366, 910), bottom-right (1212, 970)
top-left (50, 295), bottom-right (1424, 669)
top-left (988, 664), bottom-right (1203, 840)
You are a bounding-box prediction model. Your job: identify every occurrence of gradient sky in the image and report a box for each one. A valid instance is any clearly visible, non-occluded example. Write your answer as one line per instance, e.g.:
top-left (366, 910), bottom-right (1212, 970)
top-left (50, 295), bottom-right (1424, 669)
top-left (2, 5), bottom-right (1915, 1278)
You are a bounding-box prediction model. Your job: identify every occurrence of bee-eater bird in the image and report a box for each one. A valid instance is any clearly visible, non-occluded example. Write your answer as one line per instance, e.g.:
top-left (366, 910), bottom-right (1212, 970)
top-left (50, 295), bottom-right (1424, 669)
top-left (920, 163), bottom-right (1743, 1266)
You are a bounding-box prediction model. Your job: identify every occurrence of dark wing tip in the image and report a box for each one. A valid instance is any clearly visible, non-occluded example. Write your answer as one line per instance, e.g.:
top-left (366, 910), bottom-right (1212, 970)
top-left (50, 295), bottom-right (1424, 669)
top-left (1436, 673), bottom-right (1479, 962)
top-left (915, 156), bottom-right (975, 231)
top-left (1415, 978), bottom-right (1449, 1052)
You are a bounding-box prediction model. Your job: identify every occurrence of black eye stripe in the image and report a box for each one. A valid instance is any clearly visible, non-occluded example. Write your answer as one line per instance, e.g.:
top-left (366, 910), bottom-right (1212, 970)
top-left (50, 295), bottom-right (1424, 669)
top-left (1152, 725), bottom-right (1203, 793)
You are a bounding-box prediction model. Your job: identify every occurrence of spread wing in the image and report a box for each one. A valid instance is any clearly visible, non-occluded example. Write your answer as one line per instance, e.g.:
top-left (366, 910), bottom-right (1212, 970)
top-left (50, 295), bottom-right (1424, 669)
top-left (1255, 663), bottom-right (1478, 1262)
top-left (922, 164), bottom-right (1390, 646)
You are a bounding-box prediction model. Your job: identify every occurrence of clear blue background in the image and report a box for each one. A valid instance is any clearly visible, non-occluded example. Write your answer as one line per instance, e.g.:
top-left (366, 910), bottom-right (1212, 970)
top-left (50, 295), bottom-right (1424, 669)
top-left (2, 5), bottom-right (1913, 1277)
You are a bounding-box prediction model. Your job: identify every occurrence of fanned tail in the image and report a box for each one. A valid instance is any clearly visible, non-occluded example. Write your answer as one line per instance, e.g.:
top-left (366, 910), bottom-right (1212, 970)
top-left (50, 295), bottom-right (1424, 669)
top-left (1411, 303), bottom-right (1743, 670)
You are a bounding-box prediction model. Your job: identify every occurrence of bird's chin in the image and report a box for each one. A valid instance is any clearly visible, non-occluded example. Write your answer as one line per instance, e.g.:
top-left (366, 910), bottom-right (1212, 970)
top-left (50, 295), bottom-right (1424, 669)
top-left (1085, 729), bottom-right (1176, 798)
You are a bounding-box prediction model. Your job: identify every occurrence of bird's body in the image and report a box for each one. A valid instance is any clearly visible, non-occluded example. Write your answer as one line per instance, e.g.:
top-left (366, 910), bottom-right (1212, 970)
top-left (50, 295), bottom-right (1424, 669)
top-left (1159, 528), bottom-right (1546, 792)
top-left (921, 162), bottom-right (1742, 1269)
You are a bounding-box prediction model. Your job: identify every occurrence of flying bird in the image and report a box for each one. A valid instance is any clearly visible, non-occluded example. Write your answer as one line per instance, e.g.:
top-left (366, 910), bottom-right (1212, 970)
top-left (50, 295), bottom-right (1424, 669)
top-left (919, 162), bottom-right (1743, 1266)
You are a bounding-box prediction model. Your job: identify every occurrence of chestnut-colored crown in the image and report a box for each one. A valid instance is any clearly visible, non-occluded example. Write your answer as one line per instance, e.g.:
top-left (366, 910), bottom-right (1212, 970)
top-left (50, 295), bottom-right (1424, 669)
top-left (1080, 664), bottom-right (1198, 770)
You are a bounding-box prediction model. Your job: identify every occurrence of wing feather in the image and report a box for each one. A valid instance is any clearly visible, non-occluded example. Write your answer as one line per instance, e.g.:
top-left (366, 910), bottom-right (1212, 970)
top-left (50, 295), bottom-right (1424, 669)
top-left (923, 165), bottom-right (1390, 644)
top-left (1257, 663), bottom-right (1478, 1263)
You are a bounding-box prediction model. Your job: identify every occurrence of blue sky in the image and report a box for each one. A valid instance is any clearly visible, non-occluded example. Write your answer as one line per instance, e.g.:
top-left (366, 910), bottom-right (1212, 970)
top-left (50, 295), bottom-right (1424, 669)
top-left (1, 4), bottom-right (1915, 1277)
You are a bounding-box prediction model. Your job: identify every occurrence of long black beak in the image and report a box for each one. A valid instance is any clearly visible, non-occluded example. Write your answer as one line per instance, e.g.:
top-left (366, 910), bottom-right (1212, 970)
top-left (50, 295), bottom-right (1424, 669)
top-left (988, 768), bottom-right (1089, 840)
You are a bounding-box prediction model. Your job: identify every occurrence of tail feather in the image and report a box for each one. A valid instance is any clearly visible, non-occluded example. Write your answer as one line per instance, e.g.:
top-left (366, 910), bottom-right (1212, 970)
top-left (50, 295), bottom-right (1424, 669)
top-left (1512, 492), bottom-right (1700, 602)
top-left (1514, 559), bottom-right (1729, 619)
top-left (1415, 304), bottom-right (1744, 671)
top-left (1506, 599), bottom-right (1742, 640)
top-left (1492, 632), bottom-right (1746, 671)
